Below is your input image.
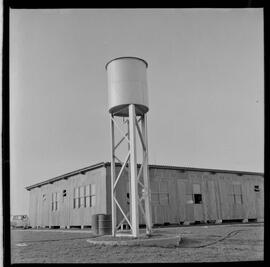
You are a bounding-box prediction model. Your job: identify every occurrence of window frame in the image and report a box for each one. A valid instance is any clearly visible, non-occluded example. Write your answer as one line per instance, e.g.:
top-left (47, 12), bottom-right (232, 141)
top-left (151, 179), bottom-right (170, 206)
top-left (62, 189), bottom-right (67, 198)
top-left (73, 187), bottom-right (80, 209)
top-left (254, 185), bottom-right (260, 192)
top-left (193, 193), bottom-right (202, 204)
top-left (232, 183), bottom-right (243, 205)
top-left (79, 186), bottom-right (85, 208)
top-left (73, 184), bottom-right (96, 209)
top-left (192, 183), bottom-right (202, 204)
top-left (51, 192), bottom-right (58, 211)
top-left (90, 184), bottom-right (96, 207)
top-left (55, 192), bottom-right (58, 211)
top-left (85, 184), bottom-right (91, 207)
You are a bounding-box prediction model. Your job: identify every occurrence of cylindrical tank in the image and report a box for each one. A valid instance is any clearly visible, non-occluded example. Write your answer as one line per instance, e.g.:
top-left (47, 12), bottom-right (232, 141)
top-left (91, 214), bottom-right (99, 235)
top-left (98, 214), bottom-right (112, 235)
top-left (106, 57), bottom-right (149, 116)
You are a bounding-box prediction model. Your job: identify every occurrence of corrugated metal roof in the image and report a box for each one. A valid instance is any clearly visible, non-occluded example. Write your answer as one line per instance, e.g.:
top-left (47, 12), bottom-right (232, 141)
top-left (25, 161), bottom-right (264, 191)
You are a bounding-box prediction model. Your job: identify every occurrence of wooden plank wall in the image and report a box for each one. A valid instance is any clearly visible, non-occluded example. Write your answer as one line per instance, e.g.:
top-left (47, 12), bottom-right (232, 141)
top-left (28, 167), bottom-right (107, 228)
top-left (28, 165), bottom-right (264, 228)
top-left (146, 169), bottom-right (264, 224)
top-left (106, 168), bottom-right (264, 225)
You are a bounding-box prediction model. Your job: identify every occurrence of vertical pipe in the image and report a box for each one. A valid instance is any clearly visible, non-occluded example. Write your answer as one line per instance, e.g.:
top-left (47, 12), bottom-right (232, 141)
top-left (110, 114), bottom-right (116, 236)
top-left (129, 104), bottom-right (139, 237)
top-left (127, 119), bottom-right (131, 229)
top-left (142, 114), bottom-right (152, 234)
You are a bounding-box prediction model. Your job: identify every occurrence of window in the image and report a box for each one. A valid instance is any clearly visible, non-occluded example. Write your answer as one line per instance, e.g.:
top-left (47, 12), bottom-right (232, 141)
top-left (193, 184), bottom-right (202, 204)
top-left (126, 193), bottom-right (130, 205)
top-left (55, 192), bottom-right (58, 210)
top-left (254, 185), bottom-right (260, 192)
top-left (85, 185), bottom-right (91, 207)
top-left (74, 184), bottom-right (96, 209)
top-left (90, 184), bottom-right (96, 207)
top-left (194, 194), bottom-right (202, 204)
top-left (62, 190), bottom-right (67, 198)
top-left (150, 180), bottom-right (169, 206)
top-left (52, 192), bottom-right (58, 211)
top-left (232, 183), bottom-right (243, 204)
top-left (73, 187), bottom-right (79, 209)
top-left (85, 184), bottom-right (96, 208)
top-left (42, 194), bottom-right (46, 201)
top-left (79, 186), bottom-right (85, 208)
top-left (126, 182), bottom-right (130, 205)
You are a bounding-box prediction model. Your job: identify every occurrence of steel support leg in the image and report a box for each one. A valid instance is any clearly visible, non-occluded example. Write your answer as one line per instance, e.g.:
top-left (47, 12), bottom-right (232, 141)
top-left (141, 114), bottom-right (152, 234)
top-left (110, 105), bottom-right (152, 238)
top-left (110, 114), bottom-right (116, 237)
top-left (129, 104), bottom-right (139, 237)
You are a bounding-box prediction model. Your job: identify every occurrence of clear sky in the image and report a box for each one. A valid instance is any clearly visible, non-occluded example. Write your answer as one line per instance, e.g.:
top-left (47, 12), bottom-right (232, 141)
top-left (10, 8), bottom-right (264, 215)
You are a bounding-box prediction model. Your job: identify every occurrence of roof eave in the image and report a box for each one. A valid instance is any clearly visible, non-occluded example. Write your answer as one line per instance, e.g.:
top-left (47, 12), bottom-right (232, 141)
top-left (25, 162), bottom-right (106, 191)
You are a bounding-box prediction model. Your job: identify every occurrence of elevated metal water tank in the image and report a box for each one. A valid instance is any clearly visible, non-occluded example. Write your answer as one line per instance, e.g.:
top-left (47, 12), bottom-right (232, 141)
top-left (106, 57), bottom-right (149, 116)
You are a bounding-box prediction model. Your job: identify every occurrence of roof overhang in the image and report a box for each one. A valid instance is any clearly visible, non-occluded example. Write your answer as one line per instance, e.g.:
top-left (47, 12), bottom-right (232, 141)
top-left (25, 161), bottom-right (264, 191)
top-left (25, 162), bottom-right (107, 191)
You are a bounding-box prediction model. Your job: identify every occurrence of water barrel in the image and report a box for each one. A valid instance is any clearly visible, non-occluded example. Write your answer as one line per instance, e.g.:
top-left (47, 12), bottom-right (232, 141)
top-left (98, 214), bottom-right (112, 235)
top-left (91, 214), bottom-right (99, 235)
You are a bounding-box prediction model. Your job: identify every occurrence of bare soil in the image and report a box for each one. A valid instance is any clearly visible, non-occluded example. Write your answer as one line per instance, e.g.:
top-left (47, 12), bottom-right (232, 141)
top-left (11, 222), bottom-right (263, 263)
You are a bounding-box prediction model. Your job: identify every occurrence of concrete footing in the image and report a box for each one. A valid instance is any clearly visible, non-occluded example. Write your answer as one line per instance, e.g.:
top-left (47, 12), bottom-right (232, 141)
top-left (242, 219), bottom-right (248, 223)
top-left (215, 219), bottom-right (222, 224)
top-left (86, 234), bottom-right (181, 248)
top-left (183, 221), bottom-right (190, 226)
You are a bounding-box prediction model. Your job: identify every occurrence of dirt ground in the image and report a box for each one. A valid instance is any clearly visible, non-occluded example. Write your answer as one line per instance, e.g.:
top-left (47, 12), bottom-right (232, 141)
top-left (11, 222), bottom-right (264, 263)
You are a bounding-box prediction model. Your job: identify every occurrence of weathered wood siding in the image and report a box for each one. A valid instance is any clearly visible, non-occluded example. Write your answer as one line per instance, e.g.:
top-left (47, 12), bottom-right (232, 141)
top-left (28, 167), bottom-right (107, 228)
top-left (28, 165), bottom-right (264, 228)
top-left (105, 166), bottom-right (264, 225)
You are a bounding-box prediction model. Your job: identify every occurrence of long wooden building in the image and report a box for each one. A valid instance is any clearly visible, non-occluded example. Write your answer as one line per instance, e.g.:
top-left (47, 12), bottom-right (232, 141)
top-left (25, 162), bottom-right (264, 229)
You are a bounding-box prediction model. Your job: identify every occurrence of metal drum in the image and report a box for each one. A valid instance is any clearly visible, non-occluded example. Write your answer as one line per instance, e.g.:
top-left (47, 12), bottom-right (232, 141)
top-left (98, 214), bottom-right (112, 235)
top-left (91, 214), bottom-right (99, 235)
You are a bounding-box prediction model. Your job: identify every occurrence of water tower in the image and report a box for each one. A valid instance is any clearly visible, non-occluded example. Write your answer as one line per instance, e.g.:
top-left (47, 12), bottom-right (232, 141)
top-left (106, 57), bottom-right (152, 237)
